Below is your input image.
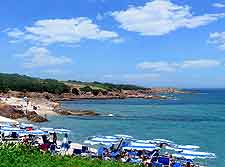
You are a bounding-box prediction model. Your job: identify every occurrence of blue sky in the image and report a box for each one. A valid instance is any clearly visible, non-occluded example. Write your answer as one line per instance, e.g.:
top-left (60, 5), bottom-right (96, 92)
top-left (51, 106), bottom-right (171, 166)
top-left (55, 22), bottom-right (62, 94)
top-left (1, 0), bottom-right (225, 88)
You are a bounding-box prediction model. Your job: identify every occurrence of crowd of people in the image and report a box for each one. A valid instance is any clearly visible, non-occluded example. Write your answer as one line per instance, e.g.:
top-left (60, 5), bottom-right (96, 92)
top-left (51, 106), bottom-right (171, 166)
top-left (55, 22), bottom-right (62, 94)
top-left (90, 144), bottom-right (196, 167)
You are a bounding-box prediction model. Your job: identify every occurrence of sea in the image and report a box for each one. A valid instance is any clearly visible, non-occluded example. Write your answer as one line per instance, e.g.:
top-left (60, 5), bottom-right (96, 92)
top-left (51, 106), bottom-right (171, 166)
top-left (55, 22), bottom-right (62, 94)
top-left (40, 89), bottom-right (225, 167)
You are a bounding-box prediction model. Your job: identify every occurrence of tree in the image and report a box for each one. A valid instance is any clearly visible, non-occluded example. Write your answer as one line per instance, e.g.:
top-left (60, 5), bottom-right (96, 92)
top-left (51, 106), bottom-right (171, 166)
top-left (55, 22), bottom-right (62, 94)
top-left (72, 88), bottom-right (80, 95)
top-left (79, 86), bottom-right (92, 93)
top-left (92, 89), bottom-right (100, 96)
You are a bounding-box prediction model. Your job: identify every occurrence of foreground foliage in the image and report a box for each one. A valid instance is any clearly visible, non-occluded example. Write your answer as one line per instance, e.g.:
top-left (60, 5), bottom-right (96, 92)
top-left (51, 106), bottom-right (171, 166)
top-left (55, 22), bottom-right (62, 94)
top-left (0, 143), bottom-right (138, 167)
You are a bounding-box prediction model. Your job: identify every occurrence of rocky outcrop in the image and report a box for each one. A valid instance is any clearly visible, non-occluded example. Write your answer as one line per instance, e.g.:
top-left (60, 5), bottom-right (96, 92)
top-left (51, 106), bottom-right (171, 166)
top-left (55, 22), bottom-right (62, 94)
top-left (53, 107), bottom-right (99, 116)
top-left (0, 104), bottom-right (25, 119)
top-left (26, 111), bottom-right (48, 122)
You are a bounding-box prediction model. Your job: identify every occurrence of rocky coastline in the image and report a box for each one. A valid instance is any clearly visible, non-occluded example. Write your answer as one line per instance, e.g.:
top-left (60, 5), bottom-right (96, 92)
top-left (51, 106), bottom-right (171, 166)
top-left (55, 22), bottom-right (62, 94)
top-left (0, 88), bottom-right (191, 123)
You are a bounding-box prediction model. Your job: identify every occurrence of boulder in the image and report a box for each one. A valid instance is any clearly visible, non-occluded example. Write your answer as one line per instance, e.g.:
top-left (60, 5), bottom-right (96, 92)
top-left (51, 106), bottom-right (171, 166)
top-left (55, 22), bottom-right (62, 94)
top-left (26, 111), bottom-right (48, 122)
top-left (0, 104), bottom-right (25, 119)
top-left (53, 107), bottom-right (99, 116)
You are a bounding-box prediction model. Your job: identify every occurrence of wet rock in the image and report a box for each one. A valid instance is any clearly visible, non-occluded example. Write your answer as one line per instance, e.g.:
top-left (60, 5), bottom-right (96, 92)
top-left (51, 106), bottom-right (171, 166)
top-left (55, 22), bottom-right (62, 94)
top-left (53, 107), bottom-right (99, 116)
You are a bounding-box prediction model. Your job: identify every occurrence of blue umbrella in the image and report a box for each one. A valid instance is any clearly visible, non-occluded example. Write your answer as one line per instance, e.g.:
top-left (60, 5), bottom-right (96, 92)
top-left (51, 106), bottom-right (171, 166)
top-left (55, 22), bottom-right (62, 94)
top-left (27, 130), bottom-right (48, 136)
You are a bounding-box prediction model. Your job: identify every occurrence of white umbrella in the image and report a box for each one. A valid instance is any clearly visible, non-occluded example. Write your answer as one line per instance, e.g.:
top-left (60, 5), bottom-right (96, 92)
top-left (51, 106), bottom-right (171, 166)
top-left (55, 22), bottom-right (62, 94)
top-left (40, 127), bottom-right (54, 132)
top-left (114, 134), bottom-right (133, 139)
top-left (151, 139), bottom-right (174, 144)
top-left (173, 150), bottom-right (216, 159)
top-left (122, 145), bottom-right (160, 151)
top-left (91, 137), bottom-right (119, 143)
top-left (178, 145), bottom-right (200, 150)
top-left (130, 142), bottom-right (157, 147)
top-left (54, 128), bottom-right (71, 134)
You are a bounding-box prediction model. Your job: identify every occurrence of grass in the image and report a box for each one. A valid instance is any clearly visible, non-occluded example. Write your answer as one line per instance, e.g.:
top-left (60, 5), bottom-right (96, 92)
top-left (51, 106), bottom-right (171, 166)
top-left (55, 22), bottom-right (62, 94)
top-left (0, 143), bottom-right (138, 167)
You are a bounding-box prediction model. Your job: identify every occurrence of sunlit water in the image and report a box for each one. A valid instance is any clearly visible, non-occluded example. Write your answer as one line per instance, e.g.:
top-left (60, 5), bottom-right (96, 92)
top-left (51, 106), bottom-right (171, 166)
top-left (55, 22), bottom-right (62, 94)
top-left (39, 89), bottom-right (225, 167)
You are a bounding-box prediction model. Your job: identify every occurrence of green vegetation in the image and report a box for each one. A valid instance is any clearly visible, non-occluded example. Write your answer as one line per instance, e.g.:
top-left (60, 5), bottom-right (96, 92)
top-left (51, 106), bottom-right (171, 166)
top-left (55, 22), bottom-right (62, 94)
top-left (0, 73), bottom-right (70, 94)
top-left (0, 143), bottom-right (137, 167)
top-left (68, 81), bottom-right (145, 91)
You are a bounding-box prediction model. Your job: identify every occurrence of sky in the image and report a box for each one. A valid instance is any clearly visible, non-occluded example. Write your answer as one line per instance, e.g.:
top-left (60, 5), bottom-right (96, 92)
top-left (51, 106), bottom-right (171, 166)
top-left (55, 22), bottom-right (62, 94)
top-left (1, 0), bottom-right (225, 88)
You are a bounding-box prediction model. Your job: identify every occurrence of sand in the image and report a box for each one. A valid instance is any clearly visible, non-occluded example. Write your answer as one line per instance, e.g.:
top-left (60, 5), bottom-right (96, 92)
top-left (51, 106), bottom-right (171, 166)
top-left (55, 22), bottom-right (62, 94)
top-left (0, 96), bottom-right (58, 116)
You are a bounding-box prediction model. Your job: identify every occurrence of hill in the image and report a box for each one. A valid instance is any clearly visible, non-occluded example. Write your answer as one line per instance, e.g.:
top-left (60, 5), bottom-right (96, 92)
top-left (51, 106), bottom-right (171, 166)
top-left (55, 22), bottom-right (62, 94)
top-left (0, 73), bottom-right (146, 95)
top-left (0, 73), bottom-right (70, 94)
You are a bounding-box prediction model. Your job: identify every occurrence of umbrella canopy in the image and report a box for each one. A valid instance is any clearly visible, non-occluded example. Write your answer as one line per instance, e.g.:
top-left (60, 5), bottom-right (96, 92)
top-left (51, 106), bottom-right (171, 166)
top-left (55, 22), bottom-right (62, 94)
top-left (20, 123), bottom-right (34, 128)
top-left (151, 139), bottom-right (174, 144)
top-left (1, 127), bottom-right (24, 132)
top-left (122, 145), bottom-right (160, 151)
top-left (91, 137), bottom-right (119, 143)
top-left (54, 128), bottom-right (71, 134)
top-left (177, 145), bottom-right (200, 150)
top-left (173, 150), bottom-right (216, 159)
top-left (40, 127), bottom-right (54, 132)
top-left (27, 130), bottom-right (48, 136)
top-left (130, 142), bottom-right (157, 147)
top-left (114, 134), bottom-right (133, 139)
top-left (135, 140), bottom-right (151, 144)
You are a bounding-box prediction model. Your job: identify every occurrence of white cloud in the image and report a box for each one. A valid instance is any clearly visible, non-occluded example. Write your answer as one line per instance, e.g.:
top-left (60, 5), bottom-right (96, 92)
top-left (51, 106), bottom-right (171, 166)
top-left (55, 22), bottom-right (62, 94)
top-left (137, 61), bottom-right (178, 72)
top-left (137, 59), bottom-right (221, 71)
top-left (7, 17), bottom-right (120, 45)
top-left (209, 31), bottom-right (225, 50)
top-left (112, 0), bottom-right (224, 36)
top-left (103, 73), bottom-right (160, 82)
top-left (181, 59), bottom-right (221, 68)
top-left (212, 3), bottom-right (225, 8)
top-left (16, 47), bottom-right (71, 68)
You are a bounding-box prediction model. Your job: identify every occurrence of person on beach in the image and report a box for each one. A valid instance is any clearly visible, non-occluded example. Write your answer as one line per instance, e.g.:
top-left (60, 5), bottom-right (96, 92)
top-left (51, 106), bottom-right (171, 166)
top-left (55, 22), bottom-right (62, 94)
top-left (53, 132), bottom-right (57, 144)
top-left (61, 133), bottom-right (69, 152)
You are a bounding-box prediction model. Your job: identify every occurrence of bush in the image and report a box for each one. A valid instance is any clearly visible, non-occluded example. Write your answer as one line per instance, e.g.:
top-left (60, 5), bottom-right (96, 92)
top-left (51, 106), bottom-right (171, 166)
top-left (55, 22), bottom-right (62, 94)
top-left (0, 143), bottom-right (138, 167)
top-left (72, 88), bottom-right (80, 95)
top-left (79, 86), bottom-right (93, 93)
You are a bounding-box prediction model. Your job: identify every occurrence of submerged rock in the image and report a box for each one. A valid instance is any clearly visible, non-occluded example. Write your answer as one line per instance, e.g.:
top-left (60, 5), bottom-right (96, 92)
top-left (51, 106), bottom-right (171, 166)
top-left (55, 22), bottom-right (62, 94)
top-left (53, 107), bottom-right (99, 116)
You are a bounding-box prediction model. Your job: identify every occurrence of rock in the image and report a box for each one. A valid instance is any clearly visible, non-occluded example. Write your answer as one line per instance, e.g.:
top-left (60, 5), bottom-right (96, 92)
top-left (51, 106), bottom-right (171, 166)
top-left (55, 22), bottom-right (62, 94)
top-left (0, 104), bottom-right (25, 119)
top-left (26, 111), bottom-right (48, 122)
top-left (53, 107), bottom-right (99, 116)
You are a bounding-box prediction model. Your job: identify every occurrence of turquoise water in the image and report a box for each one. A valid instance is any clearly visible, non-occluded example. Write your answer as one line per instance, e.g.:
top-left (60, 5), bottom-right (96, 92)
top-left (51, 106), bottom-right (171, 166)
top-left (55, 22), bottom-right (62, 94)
top-left (40, 89), bottom-right (225, 167)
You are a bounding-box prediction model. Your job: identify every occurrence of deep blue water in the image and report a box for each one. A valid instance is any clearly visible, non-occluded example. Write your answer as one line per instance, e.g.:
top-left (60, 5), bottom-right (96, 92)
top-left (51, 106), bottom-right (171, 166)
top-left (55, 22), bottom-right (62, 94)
top-left (40, 89), bottom-right (225, 167)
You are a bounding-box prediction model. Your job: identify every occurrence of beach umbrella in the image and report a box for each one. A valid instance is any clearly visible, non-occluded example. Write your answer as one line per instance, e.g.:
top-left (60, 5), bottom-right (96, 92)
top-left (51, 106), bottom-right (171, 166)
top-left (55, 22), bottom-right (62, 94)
top-left (130, 142), bottom-right (157, 147)
top-left (27, 130), bottom-right (48, 136)
top-left (177, 145), bottom-right (200, 150)
top-left (40, 127), bottom-right (54, 132)
top-left (173, 150), bottom-right (216, 160)
top-left (114, 134), bottom-right (133, 139)
top-left (54, 128), bottom-right (71, 134)
top-left (135, 140), bottom-right (151, 144)
top-left (0, 123), bottom-right (12, 127)
top-left (91, 137), bottom-right (119, 143)
top-left (151, 139), bottom-right (174, 144)
top-left (1, 127), bottom-right (24, 132)
top-left (20, 123), bottom-right (34, 129)
top-left (122, 145), bottom-right (160, 151)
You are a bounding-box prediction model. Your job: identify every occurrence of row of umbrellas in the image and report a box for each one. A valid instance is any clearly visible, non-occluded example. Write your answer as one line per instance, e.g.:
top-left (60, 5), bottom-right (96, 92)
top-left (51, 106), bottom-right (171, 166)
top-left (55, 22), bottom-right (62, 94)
top-left (0, 123), bottom-right (71, 136)
top-left (84, 135), bottom-right (216, 160)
